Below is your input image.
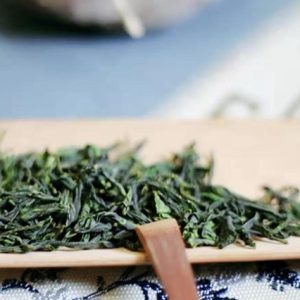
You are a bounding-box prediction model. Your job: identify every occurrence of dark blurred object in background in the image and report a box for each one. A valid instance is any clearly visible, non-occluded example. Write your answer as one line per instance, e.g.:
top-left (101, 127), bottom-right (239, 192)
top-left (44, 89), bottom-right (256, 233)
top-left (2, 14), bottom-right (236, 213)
top-left (5, 0), bottom-right (211, 37)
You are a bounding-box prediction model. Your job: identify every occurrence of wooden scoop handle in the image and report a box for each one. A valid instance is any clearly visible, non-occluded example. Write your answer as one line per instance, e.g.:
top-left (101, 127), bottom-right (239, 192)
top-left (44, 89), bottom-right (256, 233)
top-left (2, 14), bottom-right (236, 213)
top-left (136, 219), bottom-right (199, 300)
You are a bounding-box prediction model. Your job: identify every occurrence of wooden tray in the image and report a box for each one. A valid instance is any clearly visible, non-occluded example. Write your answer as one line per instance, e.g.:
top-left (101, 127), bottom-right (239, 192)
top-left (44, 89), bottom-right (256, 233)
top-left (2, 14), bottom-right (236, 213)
top-left (0, 119), bottom-right (299, 267)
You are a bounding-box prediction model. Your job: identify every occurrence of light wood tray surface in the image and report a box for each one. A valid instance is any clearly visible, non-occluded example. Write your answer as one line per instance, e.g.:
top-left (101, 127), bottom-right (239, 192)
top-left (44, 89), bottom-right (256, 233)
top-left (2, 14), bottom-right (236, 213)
top-left (0, 120), bottom-right (299, 267)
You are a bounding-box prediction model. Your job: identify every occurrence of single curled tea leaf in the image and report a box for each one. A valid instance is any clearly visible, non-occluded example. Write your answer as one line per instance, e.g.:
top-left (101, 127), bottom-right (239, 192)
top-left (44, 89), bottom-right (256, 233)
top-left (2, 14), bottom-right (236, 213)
top-left (0, 143), bottom-right (299, 253)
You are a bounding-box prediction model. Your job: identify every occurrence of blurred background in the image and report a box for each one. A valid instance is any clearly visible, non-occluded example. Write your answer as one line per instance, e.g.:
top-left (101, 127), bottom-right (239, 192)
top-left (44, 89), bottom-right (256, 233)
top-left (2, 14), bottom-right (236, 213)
top-left (0, 0), bottom-right (299, 119)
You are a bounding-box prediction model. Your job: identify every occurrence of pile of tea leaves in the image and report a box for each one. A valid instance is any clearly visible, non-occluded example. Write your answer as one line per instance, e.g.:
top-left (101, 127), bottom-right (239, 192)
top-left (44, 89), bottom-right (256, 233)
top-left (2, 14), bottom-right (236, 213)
top-left (0, 144), bottom-right (299, 253)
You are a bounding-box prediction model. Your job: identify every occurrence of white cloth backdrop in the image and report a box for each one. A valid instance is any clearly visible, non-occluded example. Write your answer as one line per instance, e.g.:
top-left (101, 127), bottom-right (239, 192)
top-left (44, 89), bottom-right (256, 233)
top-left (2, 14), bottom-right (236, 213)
top-left (154, 1), bottom-right (300, 119)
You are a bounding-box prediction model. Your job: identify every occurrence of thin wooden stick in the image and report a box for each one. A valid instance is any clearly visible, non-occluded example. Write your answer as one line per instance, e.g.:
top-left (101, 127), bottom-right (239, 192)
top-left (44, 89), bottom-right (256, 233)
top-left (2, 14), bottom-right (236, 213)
top-left (136, 219), bottom-right (199, 300)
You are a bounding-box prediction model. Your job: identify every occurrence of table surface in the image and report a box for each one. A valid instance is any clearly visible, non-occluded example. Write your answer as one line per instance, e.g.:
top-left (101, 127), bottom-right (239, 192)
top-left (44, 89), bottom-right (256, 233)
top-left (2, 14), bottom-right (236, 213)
top-left (0, 0), bottom-right (299, 119)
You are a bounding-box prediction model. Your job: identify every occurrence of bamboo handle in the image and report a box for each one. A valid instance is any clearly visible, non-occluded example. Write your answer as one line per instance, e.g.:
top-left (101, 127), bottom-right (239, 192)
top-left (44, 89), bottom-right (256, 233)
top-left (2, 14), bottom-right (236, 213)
top-left (136, 219), bottom-right (199, 300)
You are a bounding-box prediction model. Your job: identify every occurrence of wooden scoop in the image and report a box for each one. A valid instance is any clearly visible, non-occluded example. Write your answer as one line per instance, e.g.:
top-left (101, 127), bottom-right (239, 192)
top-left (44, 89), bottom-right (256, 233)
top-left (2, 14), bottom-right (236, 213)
top-left (136, 219), bottom-right (199, 300)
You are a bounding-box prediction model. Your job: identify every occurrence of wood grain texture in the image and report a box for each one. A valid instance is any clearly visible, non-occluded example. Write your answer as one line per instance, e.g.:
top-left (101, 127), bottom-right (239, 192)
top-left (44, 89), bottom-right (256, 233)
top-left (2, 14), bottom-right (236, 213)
top-left (0, 238), bottom-right (300, 268)
top-left (136, 219), bottom-right (198, 300)
top-left (0, 119), bottom-right (299, 267)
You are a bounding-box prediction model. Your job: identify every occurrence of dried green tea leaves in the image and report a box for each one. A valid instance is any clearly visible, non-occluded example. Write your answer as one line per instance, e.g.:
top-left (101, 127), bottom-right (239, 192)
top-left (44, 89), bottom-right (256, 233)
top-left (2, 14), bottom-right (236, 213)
top-left (0, 144), bottom-right (299, 253)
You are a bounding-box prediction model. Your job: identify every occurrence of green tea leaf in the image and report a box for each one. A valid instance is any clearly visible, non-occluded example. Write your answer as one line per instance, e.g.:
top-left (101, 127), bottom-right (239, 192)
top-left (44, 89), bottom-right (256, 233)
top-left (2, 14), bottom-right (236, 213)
top-left (0, 143), bottom-right (299, 252)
